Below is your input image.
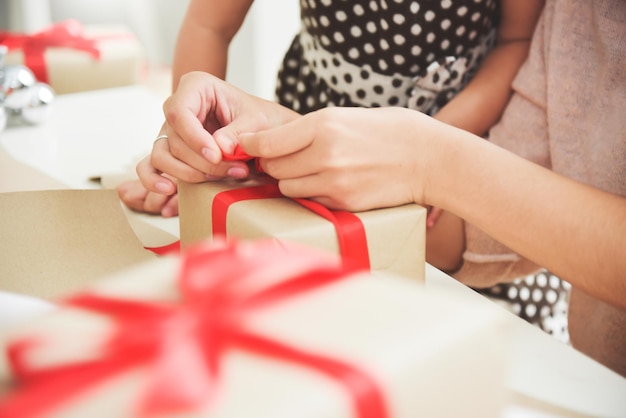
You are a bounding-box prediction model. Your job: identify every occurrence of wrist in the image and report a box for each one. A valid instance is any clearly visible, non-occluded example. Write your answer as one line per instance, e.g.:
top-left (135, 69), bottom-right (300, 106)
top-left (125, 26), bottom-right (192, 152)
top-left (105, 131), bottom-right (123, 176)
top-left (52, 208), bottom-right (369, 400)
top-left (420, 119), bottom-right (475, 212)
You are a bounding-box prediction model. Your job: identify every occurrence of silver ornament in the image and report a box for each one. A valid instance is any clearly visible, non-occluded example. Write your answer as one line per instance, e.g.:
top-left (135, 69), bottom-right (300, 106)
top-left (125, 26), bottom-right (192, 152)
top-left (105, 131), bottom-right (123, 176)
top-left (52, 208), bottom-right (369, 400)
top-left (0, 105), bottom-right (6, 133)
top-left (0, 45), bottom-right (7, 73)
top-left (20, 82), bottom-right (55, 125)
top-left (0, 65), bottom-right (37, 110)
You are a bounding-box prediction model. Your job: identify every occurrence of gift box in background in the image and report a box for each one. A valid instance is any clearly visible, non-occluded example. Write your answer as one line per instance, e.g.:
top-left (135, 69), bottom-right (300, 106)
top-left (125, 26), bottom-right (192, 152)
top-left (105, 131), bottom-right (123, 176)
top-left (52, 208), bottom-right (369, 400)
top-left (1, 20), bottom-right (143, 94)
top-left (0, 239), bottom-right (510, 418)
top-left (178, 175), bottom-right (427, 282)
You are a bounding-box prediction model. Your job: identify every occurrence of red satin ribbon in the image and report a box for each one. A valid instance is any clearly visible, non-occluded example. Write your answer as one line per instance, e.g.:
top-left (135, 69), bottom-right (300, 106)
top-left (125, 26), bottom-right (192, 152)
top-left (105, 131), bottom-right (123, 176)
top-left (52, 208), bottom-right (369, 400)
top-left (212, 182), bottom-right (371, 270)
top-left (0, 240), bottom-right (387, 418)
top-left (0, 20), bottom-right (101, 83)
top-left (148, 145), bottom-right (370, 269)
top-left (216, 144), bottom-right (370, 269)
top-left (144, 241), bottom-right (180, 256)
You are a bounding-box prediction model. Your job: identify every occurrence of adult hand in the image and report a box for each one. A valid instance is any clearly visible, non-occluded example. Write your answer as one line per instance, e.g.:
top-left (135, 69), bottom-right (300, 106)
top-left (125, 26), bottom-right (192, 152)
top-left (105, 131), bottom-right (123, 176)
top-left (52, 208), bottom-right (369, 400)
top-left (240, 106), bottom-right (442, 212)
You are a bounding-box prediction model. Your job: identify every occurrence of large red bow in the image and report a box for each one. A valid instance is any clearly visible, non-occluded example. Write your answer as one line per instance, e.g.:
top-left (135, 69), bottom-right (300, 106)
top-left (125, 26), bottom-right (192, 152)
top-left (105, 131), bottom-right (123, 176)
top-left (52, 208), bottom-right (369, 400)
top-left (0, 20), bottom-right (101, 83)
top-left (0, 240), bottom-right (387, 418)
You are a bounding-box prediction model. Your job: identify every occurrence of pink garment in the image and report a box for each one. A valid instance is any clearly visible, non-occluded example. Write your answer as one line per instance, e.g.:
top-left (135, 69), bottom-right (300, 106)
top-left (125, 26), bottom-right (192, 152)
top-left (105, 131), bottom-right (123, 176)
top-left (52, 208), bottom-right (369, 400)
top-left (455, 0), bottom-right (626, 376)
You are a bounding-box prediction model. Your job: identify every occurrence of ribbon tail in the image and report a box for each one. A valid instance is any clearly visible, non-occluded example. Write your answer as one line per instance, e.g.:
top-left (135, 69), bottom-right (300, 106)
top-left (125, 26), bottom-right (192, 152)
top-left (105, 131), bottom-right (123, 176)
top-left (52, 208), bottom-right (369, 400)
top-left (233, 331), bottom-right (388, 418)
top-left (145, 240), bottom-right (181, 256)
top-left (138, 312), bottom-right (220, 417)
top-left (295, 199), bottom-right (370, 270)
top-left (0, 356), bottom-right (135, 418)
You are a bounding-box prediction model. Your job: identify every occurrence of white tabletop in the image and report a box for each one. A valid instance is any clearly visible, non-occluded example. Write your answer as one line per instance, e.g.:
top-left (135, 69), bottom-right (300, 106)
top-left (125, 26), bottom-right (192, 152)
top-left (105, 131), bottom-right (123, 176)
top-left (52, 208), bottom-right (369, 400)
top-left (1, 86), bottom-right (624, 417)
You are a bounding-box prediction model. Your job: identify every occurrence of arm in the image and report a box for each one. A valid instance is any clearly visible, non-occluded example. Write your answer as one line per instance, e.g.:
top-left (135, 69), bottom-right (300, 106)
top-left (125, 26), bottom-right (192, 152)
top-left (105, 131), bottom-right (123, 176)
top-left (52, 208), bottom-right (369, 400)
top-left (117, 0), bottom-right (254, 216)
top-left (171, 0), bottom-right (254, 90)
top-left (426, 124), bottom-right (626, 310)
top-left (239, 106), bottom-right (626, 310)
top-left (433, 0), bottom-right (545, 134)
top-left (426, 0), bottom-right (545, 272)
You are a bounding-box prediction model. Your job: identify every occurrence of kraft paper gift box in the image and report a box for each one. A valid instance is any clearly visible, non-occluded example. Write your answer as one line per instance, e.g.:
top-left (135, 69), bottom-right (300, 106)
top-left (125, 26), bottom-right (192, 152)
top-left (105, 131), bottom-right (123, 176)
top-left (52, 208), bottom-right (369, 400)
top-left (0, 239), bottom-right (510, 418)
top-left (2, 20), bottom-right (143, 95)
top-left (179, 175), bottom-right (427, 282)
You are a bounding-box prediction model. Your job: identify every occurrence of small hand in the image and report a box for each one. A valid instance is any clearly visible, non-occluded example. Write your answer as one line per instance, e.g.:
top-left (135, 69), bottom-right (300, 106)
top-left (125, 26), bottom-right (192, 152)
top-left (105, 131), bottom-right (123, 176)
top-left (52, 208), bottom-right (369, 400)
top-left (426, 206), bottom-right (445, 228)
top-left (116, 178), bottom-right (179, 218)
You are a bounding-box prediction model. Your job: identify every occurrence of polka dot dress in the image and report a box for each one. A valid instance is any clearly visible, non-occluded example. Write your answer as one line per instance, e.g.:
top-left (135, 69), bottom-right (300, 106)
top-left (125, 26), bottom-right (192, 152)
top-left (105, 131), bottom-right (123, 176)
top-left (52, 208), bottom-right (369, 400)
top-left (275, 1), bottom-right (571, 343)
top-left (276, 0), bottom-right (499, 115)
top-left (476, 271), bottom-right (571, 344)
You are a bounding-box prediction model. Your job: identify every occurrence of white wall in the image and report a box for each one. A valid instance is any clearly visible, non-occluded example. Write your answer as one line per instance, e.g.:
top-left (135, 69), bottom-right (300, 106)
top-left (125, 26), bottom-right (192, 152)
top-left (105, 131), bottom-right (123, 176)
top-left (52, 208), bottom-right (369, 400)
top-left (2, 0), bottom-right (52, 32)
top-left (240, 1), bottom-right (300, 99)
top-left (12, 0), bottom-right (301, 99)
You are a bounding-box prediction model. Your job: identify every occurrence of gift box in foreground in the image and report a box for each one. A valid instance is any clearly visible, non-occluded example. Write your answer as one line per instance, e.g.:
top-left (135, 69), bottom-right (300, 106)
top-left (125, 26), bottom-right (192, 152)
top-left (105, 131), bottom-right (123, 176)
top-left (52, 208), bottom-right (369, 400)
top-left (1, 20), bottom-right (143, 95)
top-left (179, 175), bottom-right (427, 282)
top-left (0, 239), bottom-right (509, 417)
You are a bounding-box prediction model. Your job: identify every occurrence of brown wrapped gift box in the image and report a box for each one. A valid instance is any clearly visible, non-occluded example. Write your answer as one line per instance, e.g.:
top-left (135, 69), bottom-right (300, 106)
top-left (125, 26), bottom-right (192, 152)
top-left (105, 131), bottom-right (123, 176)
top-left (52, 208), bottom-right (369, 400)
top-left (0, 240), bottom-right (510, 418)
top-left (179, 176), bottom-right (427, 282)
top-left (4, 24), bottom-right (143, 95)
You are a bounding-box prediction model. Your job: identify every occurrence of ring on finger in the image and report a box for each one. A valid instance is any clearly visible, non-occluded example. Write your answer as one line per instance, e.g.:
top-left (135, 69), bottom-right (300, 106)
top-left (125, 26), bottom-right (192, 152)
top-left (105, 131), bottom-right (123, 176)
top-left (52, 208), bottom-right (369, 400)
top-left (154, 133), bottom-right (168, 142)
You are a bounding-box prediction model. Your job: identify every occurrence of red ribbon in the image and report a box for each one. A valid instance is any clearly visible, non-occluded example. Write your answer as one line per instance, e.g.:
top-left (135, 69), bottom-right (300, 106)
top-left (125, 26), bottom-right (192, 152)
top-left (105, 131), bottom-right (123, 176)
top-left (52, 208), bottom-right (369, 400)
top-left (148, 145), bottom-right (371, 269)
top-left (144, 240), bottom-right (180, 256)
top-left (212, 181), bottom-right (371, 270)
top-left (0, 20), bottom-right (101, 83)
top-left (0, 240), bottom-right (387, 418)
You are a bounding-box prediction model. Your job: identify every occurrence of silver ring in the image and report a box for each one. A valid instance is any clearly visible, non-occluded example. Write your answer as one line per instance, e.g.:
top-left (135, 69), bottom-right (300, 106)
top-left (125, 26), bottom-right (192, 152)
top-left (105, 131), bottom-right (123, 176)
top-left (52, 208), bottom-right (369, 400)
top-left (154, 134), bottom-right (168, 142)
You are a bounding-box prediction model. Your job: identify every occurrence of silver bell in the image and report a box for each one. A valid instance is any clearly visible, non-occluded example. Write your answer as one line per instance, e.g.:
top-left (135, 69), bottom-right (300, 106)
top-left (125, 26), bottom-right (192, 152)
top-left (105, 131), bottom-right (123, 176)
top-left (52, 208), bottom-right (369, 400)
top-left (20, 82), bottom-right (56, 125)
top-left (1, 64), bottom-right (37, 110)
top-left (0, 104), bottom-right (7, 133)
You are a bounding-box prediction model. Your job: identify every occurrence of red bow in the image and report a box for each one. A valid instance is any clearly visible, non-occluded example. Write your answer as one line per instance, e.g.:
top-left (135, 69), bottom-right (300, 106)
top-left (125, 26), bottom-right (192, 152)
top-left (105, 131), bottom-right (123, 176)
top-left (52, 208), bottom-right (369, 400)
top-left (0, 20), bottom-right (101, 83)
top-left (0, 240), bottom-right (387, 418)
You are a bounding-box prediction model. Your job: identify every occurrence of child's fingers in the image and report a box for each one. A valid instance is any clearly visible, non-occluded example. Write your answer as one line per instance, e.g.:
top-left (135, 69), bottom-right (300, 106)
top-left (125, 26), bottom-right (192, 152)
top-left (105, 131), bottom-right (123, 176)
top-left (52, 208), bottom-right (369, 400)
top-left (135, 156), bottom-right (177, 195)
top-left (426, 207), bottom-right (445, 228)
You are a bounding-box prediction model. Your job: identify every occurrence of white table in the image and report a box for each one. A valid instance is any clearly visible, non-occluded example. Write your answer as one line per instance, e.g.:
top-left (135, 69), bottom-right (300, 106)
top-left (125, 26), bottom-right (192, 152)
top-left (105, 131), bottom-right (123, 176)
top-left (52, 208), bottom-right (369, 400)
top-left (1, 86), bottom-right (624, 417)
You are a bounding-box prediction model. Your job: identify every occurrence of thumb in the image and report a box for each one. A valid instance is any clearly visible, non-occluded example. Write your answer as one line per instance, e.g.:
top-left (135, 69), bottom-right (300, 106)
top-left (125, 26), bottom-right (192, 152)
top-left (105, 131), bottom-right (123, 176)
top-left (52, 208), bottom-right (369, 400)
top-left (239, 118), bottom-right (316, 159)
top-left (212, 126), bottom-right (239, 156)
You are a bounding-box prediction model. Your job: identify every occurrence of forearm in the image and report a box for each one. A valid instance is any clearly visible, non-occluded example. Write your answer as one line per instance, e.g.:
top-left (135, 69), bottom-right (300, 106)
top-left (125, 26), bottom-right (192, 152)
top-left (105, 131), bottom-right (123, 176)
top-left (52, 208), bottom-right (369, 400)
top-left (172, 21), bottom-right (229, 90)
top-left (171, 0), bottom-right (254, 91)
top-left (426, 39), bottom-right (535, 271)
top-left (425, 41), bottom-right (534, 272)
top-left (425, 127), bottom-right (626, 309)
top-left (435, 0), bottom-right (544, 135)
top-left (425, 211), bottom-right (465, 273)
top-left (433, 40), bottom-right (531, 136)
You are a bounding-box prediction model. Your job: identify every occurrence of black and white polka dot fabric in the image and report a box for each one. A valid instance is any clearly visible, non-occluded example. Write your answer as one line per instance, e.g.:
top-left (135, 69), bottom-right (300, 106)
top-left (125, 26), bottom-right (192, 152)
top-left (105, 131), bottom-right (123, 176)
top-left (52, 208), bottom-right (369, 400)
top-left (275, 1), bottom-right (571, 342)
top-left (477, 271), bottom-right (572, 344)
top-left (276, 0), bottom-right (499, 115)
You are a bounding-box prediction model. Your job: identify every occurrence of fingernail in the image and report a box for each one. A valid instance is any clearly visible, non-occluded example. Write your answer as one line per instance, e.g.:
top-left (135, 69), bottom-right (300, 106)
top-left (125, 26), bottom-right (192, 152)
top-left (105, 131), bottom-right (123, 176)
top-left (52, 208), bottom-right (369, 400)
top-left (202, 147), bottom-right (219, 163)
top-left (215, 131), bottom-right (236, 155)
top-left (227, 166), bottom-right (247, 179)
top-left (155, 181), bottom-right (170, 193)
top-left (222, 140), bottom-right (235, 155)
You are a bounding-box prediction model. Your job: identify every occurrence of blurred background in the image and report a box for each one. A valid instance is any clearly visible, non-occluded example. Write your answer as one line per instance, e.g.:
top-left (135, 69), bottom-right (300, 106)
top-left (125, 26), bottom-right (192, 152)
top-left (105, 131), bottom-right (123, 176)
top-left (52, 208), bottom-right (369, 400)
top-left (0, 0), bottom-right (300, 100)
